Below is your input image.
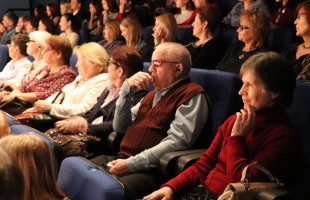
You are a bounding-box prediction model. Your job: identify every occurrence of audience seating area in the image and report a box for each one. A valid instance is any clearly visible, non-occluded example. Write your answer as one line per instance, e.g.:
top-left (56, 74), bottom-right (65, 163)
top-left (0, 44), bottom-right (9, 71)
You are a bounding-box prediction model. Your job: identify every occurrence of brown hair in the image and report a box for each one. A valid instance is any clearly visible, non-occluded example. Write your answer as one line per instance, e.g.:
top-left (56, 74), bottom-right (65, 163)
top-left (196, 5), bottom-right (222, 34)
top-left (120, 16), bottom-right (143, 47)
top-left (105, 19), bottom-right (122, 41)
top-left (296, 0), bottom-right (310, 23)
top-left (11, 34), bottom-right (29, 56)
top-left (240, 10), bottom-right (270, 48)
top-left (45, 35), bottom-right (73, 65)
top-left (110, 46), bottom-right (143, 78)
top-left (155, 12), bottom-right (178, 42)
top-left (0, 134), bottom-right (67, 200)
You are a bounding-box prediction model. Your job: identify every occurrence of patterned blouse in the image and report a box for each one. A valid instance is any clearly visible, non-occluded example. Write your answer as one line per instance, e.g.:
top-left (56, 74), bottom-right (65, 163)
top-left (18, 65), bottom-right (76, 100)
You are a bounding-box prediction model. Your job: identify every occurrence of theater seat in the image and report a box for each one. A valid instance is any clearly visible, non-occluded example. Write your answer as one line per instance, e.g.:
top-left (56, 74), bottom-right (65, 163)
top-left (57, 157), bottom-right (124, 200)
top-left (0, 44), bottom-right (9, 71)
top-left (70, 53), bottom-right (78, 74)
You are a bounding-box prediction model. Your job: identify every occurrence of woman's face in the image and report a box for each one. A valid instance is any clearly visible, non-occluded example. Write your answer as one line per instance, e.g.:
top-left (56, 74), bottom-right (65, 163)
top-left (237, 17), bottom-right (254, 44)
top-left (102, 0), bottom-right (109, 10)
top-left (239, 70), bottom-right (276, 111)
top-left (38, 20), bottom-right (47, 31)
top-left (76, 55), bottom-right (93, 78)
top-left (153, 19), bottom-right (165, 36)
top-left (175, 0), bottom-right (187, 8)
top-left (192, 14), bottom-right (205, 38)
top-left (42, 44), bottom-right (57, 64)
top-left (59, 16), bottom-right (70, 31)
top-left (120, 24), bottom-right (129, 42)
top-left (104, 25), bottom-right (113, 41)
top-left (89, 3), bottom-right (96, 14)
top-left (46, 6), bottom-right (51, 17)
top-left (26, 39), bottom-right (41, 56)
top-left (8, 41), bottom-right (19, 59)
top-left (0, 23), bottom-right (5, 34)
top-left (107, 57), bottom-right (122, 85)
top-left (294, 8), bottom-right (310, 37)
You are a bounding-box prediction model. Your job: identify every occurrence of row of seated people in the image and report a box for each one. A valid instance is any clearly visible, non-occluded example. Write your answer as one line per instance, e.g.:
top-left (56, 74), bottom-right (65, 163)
top-left (1, 41), bottom-right (310, 199)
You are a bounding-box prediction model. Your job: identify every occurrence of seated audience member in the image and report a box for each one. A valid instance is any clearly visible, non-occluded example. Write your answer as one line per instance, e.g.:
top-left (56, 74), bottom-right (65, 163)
top-left (186, 6), bottom-right (226, 69)
top-left (60, 1), bottom-right (72, 15)
top-left (144, 51), bottom-right (304, 200)
top-left (270, 0), bottom-right (297, 28)
top-left (116, 0), bottom-right (137, 21)
top-left (192, 0), bottom-right (217, 9)
top-left (99, 19), bottom-right (125, 54)
top-left (174, 0), bottom-right (196, 25)
top-left (38, 17), bottom-right (56, 34)
top-left (0, 147), bottom-right (24, 200)
top-left (15, 16), bottom-right (29, 34)
top-left (1, 31), bottom-right (51, 90)
top-left (0, 35), bottom-right (76, 115)
top-left (25, 17), bottom-right (38, 34)
top-left (46, 2), bottom-right (61, 26)
top-left (88, 0), bottom-right (103, 41)
top-left (215, 10), bottom-right (270, 74)
top-left (283, 0), bottom-right (310, 81)
top-left (102, 0), bottom-right (119, 22)
top-left (54, 46), bottom-right (147, 157)
top-left (70, 0), bottom-right (88, 30)
top-left (0, 134), bottom-right (68, 200)
top-left (34, 4), bottom-right (47, 20)
top-left (0, 11), bottom-right (18, 44)
top-left (120, 16), bottom-right (151, 61)
top-left (0, 34), bottom-right (32, 88)
top-left (221, 0), bottom-right (269, 28)
top-left (26, 42), bottom-right (110, 119)
top-left (59, 13), bottom-right (79, 48)
top-left (153, 12), bottom-right (179, 47)
top-left (90, 42), bottom-right (210, 199)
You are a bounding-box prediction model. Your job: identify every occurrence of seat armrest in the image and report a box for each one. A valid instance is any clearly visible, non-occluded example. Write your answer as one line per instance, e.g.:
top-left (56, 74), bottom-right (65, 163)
top-left (159, 149), bottom-right (206, 178)
top-left (255, 184), bottom-right (310, 200)
top-left (107, 132), bottom-right (124, 155)
top-left (176, 149), bottom-right (205, 174)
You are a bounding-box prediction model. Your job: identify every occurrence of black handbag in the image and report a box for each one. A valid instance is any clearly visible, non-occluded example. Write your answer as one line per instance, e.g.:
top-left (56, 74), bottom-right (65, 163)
top-left (0, 97), bottom-right (32, 116)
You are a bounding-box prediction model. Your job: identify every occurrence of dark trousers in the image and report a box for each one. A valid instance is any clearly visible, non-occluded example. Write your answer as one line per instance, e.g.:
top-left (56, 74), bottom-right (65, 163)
top-left (90, 155), bottom-right (163, 200)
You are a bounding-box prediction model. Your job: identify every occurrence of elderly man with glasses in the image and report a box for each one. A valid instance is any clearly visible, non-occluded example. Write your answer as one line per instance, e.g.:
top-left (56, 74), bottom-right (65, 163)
top-left (91, 42), bottom-right (211, 199)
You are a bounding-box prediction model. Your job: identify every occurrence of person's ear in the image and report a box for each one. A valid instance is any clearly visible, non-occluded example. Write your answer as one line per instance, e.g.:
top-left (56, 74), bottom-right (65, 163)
top-left (203, 21), bottom-right (208, 30)
top-left (175, 63), bottom-right (183, 76)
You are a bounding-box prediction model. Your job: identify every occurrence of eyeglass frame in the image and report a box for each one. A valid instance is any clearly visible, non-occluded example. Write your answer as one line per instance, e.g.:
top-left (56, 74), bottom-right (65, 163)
top-left (107, 59), bottom-right (122, 68)
top-left (238, 25), bottom-right (250, 31)
top-left (150, 60), bottom-right (180, 67)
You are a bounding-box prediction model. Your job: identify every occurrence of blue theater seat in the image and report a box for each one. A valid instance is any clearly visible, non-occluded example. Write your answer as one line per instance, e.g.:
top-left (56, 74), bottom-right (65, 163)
top-left (57, 157), bottom-right (124, 200)
top-left (0, 44), bottom-right (9, 71)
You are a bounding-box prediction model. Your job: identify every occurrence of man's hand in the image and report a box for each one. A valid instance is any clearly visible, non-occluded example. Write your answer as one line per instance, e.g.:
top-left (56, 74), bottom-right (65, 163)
top-left (126, 72), bottom-right (153, 90)
top-left (108, 159), bottom-right (129, 177)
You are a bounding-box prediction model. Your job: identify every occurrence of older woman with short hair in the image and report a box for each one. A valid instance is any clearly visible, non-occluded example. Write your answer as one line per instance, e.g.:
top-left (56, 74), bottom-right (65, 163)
top-left (0, 35), bottom-right (76, 115)
top-left (99, 19), bottom-right (125, 53)
top-left (215, 10), bottom-right (270, 74)
top-left (27, 42), bottom-right (110, 119)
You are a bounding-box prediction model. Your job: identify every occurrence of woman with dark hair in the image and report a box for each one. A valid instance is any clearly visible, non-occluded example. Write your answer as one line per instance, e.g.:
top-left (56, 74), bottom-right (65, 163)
top-left (38, 17), bottom-right (56, 34)
top-left (215, 10), bottom-right (270, 74)
top-left (46, 2), bottom-right (60, 26)
top-left (270, 0), bottom-right (297, 28)
top-left (174, 0), bottom-right (196, 25)
top-left (59, 13), bottom-right (79, 48)
top-left (99, 19), bottom-right (125, 53)
top-left (102, 0), bottom-right (119, 22)
top-left (186, 6), bottom-right (226, 69)
top-left (54, 46), bottom-right (147, 158)
top-left (88, 0), bottom-right (103, 40)
top-left (144, 51), bottom-right (303, 200)
top-left (34, 4), bottom-right (47, 20)
top-left (283, 0), bottom-right (310, 81)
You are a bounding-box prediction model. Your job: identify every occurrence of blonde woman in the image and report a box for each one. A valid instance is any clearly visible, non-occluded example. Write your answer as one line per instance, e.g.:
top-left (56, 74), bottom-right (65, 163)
top-left (120, 15), bottom-right (150, 60)
top-left (153, 12), bottom-right (179, 47)
top-left (27, 42), bottom-right (110, 119)
top-left (0, 134), bottom-right (68, 200)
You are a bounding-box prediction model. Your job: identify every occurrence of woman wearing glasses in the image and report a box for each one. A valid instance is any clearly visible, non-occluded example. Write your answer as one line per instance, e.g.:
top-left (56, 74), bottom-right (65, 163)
top-left (215, 10), bottom-right (270, 74)
top-left (25, 42), bottom-right (110, 119)
top-left (53, 46), bottom-right (147, 158)
top-left (0, 35), bottom-right (76, 115)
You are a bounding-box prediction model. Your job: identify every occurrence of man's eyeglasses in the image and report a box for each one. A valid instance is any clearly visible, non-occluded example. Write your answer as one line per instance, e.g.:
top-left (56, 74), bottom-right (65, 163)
top-left (238, 25), bottom-right (250, 31)
top-left (151, 60), bottom-right (180, 67)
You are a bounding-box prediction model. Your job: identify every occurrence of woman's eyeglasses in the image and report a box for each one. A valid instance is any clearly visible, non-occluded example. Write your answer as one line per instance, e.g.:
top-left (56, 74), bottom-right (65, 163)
top-left (238, 25), bottom-right (250, 31)
top-left (107, 59), bottom-right (121, 67)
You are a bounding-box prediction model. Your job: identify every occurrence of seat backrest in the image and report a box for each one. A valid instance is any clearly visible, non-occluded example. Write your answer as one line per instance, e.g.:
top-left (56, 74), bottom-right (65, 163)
top-left (215, 27), bottom-right (238, 47)
top-left (267, 27), bottom-right (296, 53)
top-left (57, 157), bottom-right (124, 200)
top-left (78, 29), bottom-right (90, 45)
top-left (189, 69), bottom-right (243, 137)
top-left (285, 80), bottom-right (310, 167)
top-left (142, 27), bottom-right (154, 45)
top-left (0, 44), bottom-right (9, 71)
top-left (70, 53), bottom-right (78, 74)
top-left (177, 27), bottom-right (195, 45)
top-left (213, 0), bottom-right (239, 17)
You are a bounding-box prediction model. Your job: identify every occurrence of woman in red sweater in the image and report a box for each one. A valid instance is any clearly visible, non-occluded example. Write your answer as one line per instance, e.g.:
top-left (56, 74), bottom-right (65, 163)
top-left (144, 51), bottom-right (304, 199)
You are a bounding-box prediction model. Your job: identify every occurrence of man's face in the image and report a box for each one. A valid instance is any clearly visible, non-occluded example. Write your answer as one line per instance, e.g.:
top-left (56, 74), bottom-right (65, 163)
top-left (2, 16), bottom-right (13, 28)
top-left (148, 50), bottom-right (180, 90)
top-left (70, 0), bottom-right (80, 11)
